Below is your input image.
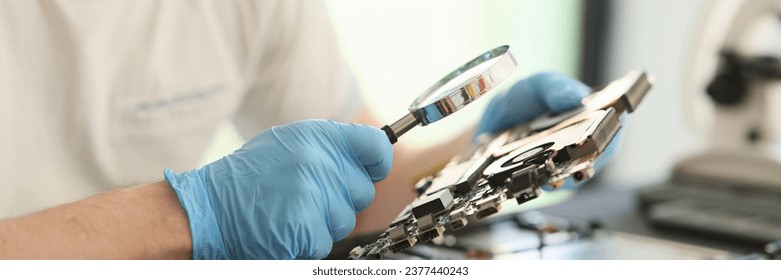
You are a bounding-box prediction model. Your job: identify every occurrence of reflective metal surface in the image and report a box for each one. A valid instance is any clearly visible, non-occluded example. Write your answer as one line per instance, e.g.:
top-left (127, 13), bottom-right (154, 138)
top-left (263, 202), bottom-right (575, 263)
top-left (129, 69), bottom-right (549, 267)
top-left (382, 45), bottom-right (517, 144)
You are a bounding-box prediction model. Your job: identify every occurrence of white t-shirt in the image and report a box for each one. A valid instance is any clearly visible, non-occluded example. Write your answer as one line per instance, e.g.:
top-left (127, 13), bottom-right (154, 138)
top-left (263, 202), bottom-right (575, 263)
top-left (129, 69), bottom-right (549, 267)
top-left (0, 0), bottom-right (359, 218)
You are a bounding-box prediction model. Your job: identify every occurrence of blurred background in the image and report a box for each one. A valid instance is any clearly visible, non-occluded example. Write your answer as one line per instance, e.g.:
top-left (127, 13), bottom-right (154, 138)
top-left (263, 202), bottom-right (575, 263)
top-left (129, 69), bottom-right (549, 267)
top-left (203, 0), bottom-right (706, 188)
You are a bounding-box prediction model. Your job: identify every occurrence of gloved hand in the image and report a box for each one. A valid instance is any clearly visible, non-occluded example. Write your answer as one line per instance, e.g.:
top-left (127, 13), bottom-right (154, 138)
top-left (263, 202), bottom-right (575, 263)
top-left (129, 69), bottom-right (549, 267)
top-left (474, 71), bottom-right (620, 189)
top-left (164, 120), bottom-right (393, 259)
top-left (474, 71), bottom-right (590, 139)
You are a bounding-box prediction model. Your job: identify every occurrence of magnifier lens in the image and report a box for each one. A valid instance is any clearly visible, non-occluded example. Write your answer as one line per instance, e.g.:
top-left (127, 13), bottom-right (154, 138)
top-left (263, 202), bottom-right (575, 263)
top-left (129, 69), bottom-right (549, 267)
top-left (418, 55), bottom-right (504, 107)
top-left (382, 45), bottom-right (517, 144)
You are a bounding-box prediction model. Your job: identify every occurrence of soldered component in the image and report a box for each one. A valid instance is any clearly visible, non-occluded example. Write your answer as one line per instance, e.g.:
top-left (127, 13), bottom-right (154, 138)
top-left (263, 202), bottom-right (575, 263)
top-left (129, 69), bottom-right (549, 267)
top-left (474, 192), bottom-right (505, 220)
top-left (415, 214), bottom-right (445, 243)
top-left (411, 190), bottom-right (454, 218)
top-left (386, 225), bottom-right (416, 253)
top-left (448, 208), bottom-right (468, 230)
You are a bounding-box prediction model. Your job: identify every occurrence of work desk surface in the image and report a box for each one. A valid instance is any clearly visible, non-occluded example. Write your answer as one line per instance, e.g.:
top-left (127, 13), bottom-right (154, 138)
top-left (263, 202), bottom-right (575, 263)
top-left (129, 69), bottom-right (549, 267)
top-left (534, 183), bottom-right (763, 254)
top-left (332, 182), bottom-right (768, 259)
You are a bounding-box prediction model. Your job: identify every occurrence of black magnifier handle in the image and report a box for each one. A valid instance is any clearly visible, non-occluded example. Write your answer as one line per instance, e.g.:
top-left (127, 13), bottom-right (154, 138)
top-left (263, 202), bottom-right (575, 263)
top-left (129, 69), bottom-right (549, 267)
top-left (381, 125), bottom-right (398, 144)
top-left (381, 113), bottom-right (419, 144)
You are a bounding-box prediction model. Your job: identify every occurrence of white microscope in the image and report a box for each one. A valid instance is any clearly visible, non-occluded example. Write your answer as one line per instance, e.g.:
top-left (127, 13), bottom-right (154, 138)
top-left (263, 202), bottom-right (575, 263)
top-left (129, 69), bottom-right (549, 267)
top-left (640, 0), bottom-right (781, 245)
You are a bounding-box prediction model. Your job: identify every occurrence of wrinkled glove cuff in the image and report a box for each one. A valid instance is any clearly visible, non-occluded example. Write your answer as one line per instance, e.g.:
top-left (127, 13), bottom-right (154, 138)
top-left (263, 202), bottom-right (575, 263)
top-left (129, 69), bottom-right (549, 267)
top-left (164, 168), bottom-right (229, 259)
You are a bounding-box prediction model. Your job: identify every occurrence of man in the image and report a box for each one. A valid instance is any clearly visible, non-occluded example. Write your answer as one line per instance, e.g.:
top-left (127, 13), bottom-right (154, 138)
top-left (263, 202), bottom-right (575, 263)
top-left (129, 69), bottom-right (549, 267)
top-left (0, 1), bottom-right (593, 259)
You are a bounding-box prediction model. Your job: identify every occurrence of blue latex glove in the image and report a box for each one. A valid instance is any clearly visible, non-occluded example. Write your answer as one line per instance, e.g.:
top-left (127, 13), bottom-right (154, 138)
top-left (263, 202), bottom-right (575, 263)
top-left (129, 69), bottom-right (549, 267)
top-left (164, 120), bottom-right (393, 259)
top-left (474, 71), bottom-right (620, 189)
top-left (474, 71), bottom-right (590, 139)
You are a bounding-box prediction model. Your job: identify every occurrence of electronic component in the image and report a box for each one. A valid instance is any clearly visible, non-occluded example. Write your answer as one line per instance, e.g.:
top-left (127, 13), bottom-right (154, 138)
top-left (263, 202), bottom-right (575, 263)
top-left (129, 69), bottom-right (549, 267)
top-left (349, 71), bottom-right (654, 259)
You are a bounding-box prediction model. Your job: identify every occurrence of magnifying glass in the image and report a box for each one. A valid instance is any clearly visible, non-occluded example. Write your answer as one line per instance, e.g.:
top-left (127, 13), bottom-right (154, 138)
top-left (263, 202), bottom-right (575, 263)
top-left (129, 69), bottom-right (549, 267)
top-left (381, 45), bottom-right (518, 144)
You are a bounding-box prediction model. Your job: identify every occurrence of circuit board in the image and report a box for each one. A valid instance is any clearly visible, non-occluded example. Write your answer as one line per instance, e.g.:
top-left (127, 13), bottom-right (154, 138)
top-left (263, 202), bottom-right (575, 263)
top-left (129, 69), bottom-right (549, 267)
top-left (349, 71), bottom-right (654, 259)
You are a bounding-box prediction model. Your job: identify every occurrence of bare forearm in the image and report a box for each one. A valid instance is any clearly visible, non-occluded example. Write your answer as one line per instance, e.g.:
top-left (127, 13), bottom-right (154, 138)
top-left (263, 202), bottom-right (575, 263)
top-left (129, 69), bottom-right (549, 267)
top-left (0, 181), bottom-right (192, 259)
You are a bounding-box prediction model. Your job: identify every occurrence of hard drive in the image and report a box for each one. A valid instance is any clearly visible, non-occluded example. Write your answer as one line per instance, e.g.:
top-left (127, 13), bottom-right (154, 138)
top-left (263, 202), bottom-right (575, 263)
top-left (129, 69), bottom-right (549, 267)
top-left (350, 71), bottom-right (654, 259)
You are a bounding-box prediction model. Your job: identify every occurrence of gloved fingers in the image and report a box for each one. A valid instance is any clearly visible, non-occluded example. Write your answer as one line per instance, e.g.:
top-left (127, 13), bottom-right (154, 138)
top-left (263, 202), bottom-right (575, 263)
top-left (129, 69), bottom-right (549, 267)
top-left (528, 71), bottom-right (590, 113)
top-left (471, 95), bottom-right (502, 139)
top-left (327, 199), bottom-right (358, 241)
top-left (304, 217), bottom-right (335, 260)
top-left (337, 123), bottom-right (394, 182)
top-left (344, 172), bottom-right (375, 212)
top-left (337, 153), bottom-right (376, 212)
top-left (473, 81), bottom-right (546, 139)
top-left (473, 72), bottom-right (589, 140)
